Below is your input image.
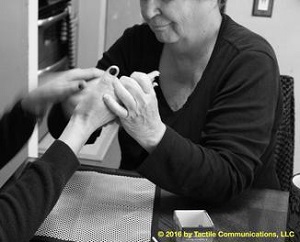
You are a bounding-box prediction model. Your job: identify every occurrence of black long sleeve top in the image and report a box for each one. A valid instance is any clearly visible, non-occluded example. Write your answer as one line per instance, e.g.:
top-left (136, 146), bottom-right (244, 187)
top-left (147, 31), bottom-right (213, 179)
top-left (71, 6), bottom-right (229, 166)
top-left (48, 15), bottom-right (282, 204)
top-left (0, 101), bottom-right (79, 241)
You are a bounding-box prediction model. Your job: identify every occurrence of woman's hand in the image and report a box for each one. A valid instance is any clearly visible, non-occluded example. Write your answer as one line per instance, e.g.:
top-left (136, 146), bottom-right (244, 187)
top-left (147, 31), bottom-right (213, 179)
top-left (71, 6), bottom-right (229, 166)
top-left (103, 72), bottom-right (166, 153)
top-left (59, 71), bottom-right (119, 154)
top-left (71, 72), bottom-right (118, 134)
top-left (61, 77), bottom-right (103, 118)
top-left (61, 68), bottom-right (118, 119)
top-left (21, 68), bottom-right (102, 117)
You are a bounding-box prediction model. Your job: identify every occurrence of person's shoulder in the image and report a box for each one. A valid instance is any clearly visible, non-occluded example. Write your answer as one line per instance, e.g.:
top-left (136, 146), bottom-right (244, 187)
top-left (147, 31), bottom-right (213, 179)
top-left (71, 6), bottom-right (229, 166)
top-left (123, 23), bottom-right (156, 41)
top-left (220, 15), bottom-right (276, 60)
top-left (120, 23), bottom-right (162, 64)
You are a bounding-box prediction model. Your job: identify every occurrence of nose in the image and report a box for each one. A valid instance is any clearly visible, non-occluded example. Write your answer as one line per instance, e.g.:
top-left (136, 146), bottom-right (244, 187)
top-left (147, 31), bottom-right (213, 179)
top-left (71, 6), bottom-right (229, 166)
top-left (140, 0), bottom-right (161, 21)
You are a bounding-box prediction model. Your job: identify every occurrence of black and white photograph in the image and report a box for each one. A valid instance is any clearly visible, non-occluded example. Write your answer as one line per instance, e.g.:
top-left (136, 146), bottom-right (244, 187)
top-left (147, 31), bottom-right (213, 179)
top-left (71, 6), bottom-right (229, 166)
top-left (0, 0), bottom-right (299, 241)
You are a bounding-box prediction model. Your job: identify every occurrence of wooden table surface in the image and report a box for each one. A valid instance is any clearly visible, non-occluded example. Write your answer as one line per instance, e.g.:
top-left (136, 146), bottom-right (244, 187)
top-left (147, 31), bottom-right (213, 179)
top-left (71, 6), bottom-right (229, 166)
top-left (153, 188), bottom-right (289, 242)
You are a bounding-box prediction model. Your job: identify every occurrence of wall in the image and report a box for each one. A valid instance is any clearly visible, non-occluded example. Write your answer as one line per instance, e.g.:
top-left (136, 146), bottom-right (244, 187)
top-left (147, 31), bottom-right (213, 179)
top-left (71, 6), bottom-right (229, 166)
top-left (77, 0), bottom-right (141, 68)
top-left (77, 0), bottom-right (107, 68)
top-left (105, 0), bottom-right (141, 50)
top-left (0, 1), bottom-right (35, 187)
top-left (225, 0), bottom-right (300, 174)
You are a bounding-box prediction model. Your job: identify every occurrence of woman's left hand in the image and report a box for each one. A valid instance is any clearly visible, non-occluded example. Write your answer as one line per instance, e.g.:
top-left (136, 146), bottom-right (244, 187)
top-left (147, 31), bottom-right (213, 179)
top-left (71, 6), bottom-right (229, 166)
top-left (103, 72), bottom-right (166, 153)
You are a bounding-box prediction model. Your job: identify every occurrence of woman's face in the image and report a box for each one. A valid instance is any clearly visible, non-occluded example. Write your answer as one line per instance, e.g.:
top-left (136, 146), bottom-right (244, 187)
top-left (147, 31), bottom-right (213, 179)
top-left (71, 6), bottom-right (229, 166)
top-left (140, 0), bottom-right (215, 44)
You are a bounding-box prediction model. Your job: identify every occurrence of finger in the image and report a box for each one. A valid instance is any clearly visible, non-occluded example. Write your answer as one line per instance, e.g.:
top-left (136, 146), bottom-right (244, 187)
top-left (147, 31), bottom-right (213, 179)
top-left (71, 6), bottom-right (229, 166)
top-left (68, 68), bottom-right (104, 81)
top-left (98, 71), bottom-right (118, 87)
top-left (103, 94), bottom-right (128, 119)
top-left (119, 76), bottom-right (145, 102)
top-left (86, 78), bottom-right (101, 88)
top-left (130, 72), bottom-right (152, 94)
top-left (113, 77), bottom-right (137, 111)
top-left (147, 70), bottom-right (160, 82)
top-left (78, 81), bottom-right (88, 90)
top-left (61, 80), bottom-right (87, 98)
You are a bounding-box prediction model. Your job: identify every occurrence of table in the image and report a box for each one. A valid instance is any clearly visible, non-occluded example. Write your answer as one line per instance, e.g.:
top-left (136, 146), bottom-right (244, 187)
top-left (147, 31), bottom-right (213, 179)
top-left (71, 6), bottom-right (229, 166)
top-left (32, 166), bottom-right (289, 242)
top-left (153, 188), bottom-right (289, 242)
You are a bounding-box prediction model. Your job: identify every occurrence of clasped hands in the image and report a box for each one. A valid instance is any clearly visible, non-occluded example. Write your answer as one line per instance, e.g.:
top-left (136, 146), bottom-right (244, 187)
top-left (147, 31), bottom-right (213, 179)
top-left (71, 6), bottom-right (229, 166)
top-left (66, 69), bottom-right (166, 152)
top-left (22, 67), bottom-right (166, 152)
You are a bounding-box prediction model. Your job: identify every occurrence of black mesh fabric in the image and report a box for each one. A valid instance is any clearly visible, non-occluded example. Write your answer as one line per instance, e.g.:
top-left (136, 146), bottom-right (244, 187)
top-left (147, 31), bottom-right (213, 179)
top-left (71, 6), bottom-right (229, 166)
top-left (275, 75), bottom-right (295, 192)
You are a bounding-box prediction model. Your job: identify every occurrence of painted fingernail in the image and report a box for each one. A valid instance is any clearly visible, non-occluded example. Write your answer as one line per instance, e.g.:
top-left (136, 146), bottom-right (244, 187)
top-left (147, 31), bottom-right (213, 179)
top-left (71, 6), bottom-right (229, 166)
top-left (78, 83), bottom-right (84, 90)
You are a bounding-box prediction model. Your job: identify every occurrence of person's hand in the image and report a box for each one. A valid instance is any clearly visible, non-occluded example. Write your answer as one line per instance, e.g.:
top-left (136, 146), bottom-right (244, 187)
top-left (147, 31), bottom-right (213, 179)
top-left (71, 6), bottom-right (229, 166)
top-left (21, 68), bottom-right (102, 117)
top-left (71, 71), bottom-right (118, 134)
top-left (59, 71), bottom-right (119, 154)
top-left (61, 68), bottom-right (118, 119)
top-left (61, 77), bottom-right (102, 118)
top-left (103, 72), bottom-right (166, 153)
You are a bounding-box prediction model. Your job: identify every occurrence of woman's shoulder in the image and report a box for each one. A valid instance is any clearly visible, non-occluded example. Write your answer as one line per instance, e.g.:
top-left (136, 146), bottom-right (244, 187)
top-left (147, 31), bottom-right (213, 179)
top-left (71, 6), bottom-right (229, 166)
top-left (119, 23), bottom-right (162, 55)
top-left (118, 23), bottom-right (163, 71)
top-left (220, 15), bottom-right (277, 60)
top-left (122, 23), bottom-right (157, 41)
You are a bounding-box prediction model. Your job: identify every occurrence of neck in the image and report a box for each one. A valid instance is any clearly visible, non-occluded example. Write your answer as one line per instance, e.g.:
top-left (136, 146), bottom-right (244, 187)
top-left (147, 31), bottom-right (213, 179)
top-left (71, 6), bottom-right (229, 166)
top-left (166, 13), bottom-right (222, 66)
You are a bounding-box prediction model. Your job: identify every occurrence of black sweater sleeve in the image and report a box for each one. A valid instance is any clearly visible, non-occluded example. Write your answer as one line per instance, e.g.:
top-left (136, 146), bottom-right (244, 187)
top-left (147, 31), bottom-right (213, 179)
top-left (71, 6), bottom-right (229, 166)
top-left (0, 140), bottom-right (80, 242)
top-left (0, 101), bottom-right (36, 169)
top-left (137, 51), bottom-right (280, 204)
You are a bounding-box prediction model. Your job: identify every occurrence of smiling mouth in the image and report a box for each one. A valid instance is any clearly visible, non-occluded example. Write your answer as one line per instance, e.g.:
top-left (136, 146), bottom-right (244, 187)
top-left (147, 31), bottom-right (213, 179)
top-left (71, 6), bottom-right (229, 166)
top-left (150, 23), bottom-right (170, 31)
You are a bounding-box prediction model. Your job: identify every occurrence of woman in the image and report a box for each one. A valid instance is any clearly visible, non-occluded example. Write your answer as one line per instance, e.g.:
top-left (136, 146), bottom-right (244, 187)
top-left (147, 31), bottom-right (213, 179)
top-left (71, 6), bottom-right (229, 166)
top-left (49, 0), bottom-right (282, 204)
top-left (0, 68), bottom-right (116, 241)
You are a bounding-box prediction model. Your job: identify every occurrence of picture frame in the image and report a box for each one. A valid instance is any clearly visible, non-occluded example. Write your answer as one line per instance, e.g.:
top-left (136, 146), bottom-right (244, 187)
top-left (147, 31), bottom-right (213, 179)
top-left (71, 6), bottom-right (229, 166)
top-left (252, 0), bottom-right (274, 17)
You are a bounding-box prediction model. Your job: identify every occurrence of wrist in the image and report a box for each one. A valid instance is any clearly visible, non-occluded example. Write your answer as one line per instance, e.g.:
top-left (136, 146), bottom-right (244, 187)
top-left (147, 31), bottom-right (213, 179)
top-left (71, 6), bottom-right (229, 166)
top-left (58, 116), bottom-right (94, 155)
top-left (140, 123), bottom-right (166, 153)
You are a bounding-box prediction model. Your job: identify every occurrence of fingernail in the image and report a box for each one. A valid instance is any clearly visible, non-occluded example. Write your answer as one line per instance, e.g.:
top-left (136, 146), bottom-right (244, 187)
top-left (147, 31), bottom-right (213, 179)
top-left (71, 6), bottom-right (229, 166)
top-left (78, 83), bottom-right (84, 90)
top-left (152, 82), bottom-right (159, 88)
top-left (148, 71), bottom-right (160, 82)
